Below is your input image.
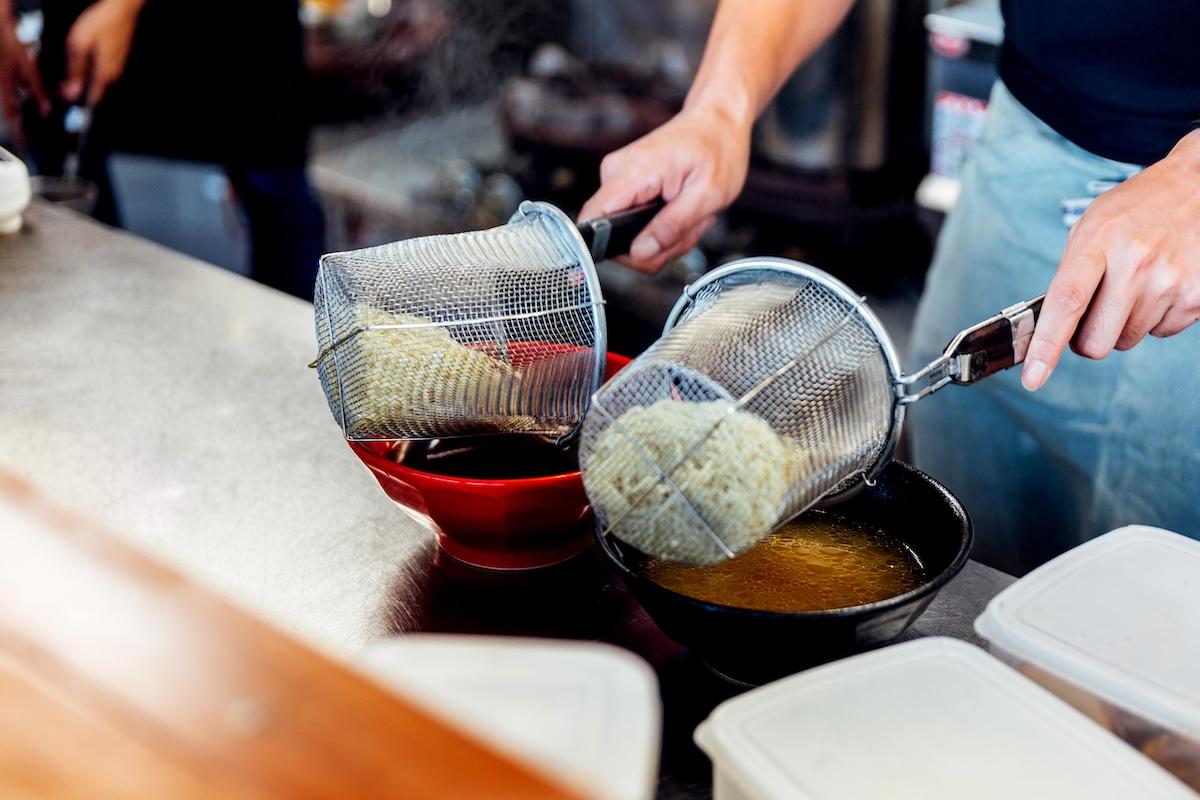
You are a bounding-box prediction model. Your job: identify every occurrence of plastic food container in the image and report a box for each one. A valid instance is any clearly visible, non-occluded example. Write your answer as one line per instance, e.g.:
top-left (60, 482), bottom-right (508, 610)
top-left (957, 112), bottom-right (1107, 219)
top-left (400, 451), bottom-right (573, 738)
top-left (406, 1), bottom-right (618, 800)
top-left (976, 525), bottom-right (1200, 791)
top-left (694, 637), bottom-right (1193, 799)
top-left (356, 635), bottom-right (661, 800)
top-left (0, 146), bottom-right (30, 233)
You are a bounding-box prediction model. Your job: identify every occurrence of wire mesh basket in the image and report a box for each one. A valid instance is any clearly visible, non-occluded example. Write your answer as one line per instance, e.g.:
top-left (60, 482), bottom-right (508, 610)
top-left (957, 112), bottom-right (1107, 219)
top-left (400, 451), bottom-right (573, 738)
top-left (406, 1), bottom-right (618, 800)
top-left (580, 258), bottom-right (897, 564)
top-left (581, 257), bottom-right (1041, 564)
top-left (311, 201), bottom-right (606, 442)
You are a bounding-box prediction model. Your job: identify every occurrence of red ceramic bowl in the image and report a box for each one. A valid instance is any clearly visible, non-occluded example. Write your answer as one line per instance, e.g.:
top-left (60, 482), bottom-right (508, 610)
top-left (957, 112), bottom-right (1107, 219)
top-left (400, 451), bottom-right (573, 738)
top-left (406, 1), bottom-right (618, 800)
top-left (349, 352), bottom-right (631, 570)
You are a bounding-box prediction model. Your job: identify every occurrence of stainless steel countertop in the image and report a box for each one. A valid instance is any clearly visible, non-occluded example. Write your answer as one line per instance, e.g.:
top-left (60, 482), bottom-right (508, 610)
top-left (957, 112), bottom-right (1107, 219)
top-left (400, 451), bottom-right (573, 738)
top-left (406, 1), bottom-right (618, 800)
top-left (0, 202), bottom-right (1014, 666)
top-left (0, 202), bottom-right (430, 657)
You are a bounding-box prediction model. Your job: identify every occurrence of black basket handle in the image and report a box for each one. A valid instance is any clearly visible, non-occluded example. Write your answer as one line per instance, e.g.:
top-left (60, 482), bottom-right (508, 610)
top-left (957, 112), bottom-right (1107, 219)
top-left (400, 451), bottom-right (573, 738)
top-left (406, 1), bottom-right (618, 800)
top-left (576, 200), bottom-right (665, 261)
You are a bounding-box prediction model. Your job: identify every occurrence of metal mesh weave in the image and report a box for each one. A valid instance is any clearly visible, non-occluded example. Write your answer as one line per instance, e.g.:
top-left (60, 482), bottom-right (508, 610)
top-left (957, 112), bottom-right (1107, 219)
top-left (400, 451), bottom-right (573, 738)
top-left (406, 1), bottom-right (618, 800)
top-left (579, 261), bottom-right (897, 565)
top-left (312, 202), bottom-right (604, 441)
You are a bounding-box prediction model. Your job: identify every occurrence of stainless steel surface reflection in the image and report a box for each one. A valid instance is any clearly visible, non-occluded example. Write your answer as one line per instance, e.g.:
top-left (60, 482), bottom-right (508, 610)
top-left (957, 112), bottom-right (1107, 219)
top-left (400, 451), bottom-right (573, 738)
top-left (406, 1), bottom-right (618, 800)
top-left (0, 203), bottom-right (431, 656)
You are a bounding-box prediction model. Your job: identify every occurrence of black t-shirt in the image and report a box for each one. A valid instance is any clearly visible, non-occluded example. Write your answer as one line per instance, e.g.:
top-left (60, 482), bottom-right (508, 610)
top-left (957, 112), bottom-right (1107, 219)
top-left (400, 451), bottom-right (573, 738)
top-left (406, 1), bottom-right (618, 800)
top-left (41, 0), bottom-right (309, 168)
top-left (999, 0), bottom-right (1200, 166)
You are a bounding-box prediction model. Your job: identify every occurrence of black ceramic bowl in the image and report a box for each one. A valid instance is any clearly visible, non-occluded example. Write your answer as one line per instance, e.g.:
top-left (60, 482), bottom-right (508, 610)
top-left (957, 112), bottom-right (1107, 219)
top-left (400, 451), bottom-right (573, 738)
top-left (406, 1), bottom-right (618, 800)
top-left (600, 460), bottom-right (972, 685)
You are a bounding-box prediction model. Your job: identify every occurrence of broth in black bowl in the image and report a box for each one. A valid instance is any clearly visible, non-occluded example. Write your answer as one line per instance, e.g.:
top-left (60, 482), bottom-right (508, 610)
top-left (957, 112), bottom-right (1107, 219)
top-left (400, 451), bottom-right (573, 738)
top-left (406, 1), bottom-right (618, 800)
top-left (599, 460), bottom-right (972, 685)
top-left (644, 511), bottom-right (926, 613)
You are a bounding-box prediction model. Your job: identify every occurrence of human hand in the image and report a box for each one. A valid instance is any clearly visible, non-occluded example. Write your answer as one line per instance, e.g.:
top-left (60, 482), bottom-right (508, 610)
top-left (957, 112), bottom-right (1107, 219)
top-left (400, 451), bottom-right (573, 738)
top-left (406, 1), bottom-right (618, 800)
top-left (62, 0), bottom-right (144, 107)
top-left (1022, 130), bottom-right (1200, 391)
top-left (0, 22), bottom-right (49, 147)
top-left (578, 104), bottom-right (752, 274)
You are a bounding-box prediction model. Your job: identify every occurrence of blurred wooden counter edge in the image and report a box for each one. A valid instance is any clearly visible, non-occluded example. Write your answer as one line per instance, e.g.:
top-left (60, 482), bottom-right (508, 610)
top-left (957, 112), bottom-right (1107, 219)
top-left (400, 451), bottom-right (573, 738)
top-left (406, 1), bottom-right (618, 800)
top-left (0, 472), bottom-right (583, 800)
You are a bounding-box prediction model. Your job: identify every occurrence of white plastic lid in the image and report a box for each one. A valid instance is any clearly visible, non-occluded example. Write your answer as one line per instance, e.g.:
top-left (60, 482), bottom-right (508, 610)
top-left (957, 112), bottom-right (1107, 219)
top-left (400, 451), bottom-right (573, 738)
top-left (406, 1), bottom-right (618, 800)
top-left (356, 635), bottom-right (661, 800)
top-left (0, 146), bottom-right (30, 234)
top-left (694, 637), bottom-right (1192, 799)
top-left (976, 525), bottom-right (1200, 740)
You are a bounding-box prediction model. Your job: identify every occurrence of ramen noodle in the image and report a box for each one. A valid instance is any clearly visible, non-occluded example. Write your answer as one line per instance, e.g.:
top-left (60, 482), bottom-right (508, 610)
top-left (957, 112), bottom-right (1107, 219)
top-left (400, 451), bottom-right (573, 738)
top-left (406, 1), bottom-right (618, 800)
top-left (346, 305), bottom-right (537, 435)
top-left (584, 399), bottom-right (792, 564)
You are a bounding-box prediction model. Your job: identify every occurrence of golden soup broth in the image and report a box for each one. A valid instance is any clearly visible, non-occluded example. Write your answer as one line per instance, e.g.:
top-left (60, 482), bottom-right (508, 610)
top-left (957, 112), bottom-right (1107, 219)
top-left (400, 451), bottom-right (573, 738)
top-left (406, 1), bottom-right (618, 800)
top-left (643, 511), bottom-right (925, 612)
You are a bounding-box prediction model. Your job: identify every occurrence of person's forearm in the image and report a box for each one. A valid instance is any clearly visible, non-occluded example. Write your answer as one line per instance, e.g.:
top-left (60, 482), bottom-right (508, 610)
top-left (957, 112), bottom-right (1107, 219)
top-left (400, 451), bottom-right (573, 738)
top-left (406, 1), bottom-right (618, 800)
top-left (578, 0), bottom-right (858, 271)
top-left (685, 0), bottom-right (857, 130)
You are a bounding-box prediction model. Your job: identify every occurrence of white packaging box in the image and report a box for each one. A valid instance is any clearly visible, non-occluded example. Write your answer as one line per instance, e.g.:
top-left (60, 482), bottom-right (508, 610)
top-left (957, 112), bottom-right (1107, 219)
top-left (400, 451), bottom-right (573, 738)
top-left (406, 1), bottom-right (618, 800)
top-left (695, 637), bottom-right (1192, 799)
top-left (976, 525), bottom-right (1200, 791)
top-left (357, 635), bottom-right (661, 800)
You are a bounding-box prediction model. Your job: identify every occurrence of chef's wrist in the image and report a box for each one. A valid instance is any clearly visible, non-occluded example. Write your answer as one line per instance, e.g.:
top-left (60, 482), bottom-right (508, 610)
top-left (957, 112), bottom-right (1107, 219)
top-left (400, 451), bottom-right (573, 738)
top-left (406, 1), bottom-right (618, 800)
top-left (1168, 126), bottom-right (1200, 171)
top-left (682, 85), bottom-right (755, 137)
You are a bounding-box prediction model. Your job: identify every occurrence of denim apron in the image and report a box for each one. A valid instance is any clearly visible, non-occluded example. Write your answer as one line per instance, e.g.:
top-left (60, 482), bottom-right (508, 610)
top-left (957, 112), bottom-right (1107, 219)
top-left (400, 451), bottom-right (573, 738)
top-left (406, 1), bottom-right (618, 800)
top-left (907, 82), bottom-right (1200, 575)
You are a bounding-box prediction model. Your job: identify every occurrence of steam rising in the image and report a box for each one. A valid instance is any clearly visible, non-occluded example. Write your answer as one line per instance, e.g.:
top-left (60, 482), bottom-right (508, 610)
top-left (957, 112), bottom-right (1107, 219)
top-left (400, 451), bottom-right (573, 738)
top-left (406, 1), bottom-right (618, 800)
top-left (408, 0), bottom-right (567, 109)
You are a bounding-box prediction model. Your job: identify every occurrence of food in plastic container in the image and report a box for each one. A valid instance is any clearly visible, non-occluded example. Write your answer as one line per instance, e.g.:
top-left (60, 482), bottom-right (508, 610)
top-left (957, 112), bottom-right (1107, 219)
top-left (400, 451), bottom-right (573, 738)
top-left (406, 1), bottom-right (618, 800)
top-left (694, 637), bottom-right (1194, 799)
top-left (975, 525), bottom-right (1200, 791)
top-left (356, 635), bottom-right (661, 800)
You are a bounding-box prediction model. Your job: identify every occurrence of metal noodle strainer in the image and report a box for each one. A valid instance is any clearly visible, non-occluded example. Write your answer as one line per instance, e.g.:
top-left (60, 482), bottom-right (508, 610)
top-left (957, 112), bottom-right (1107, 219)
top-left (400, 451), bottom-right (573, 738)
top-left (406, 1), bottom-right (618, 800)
top-left (580, 257), bottom-right (1043, 565)
top-left (311, 200), bottom-right (659, 442)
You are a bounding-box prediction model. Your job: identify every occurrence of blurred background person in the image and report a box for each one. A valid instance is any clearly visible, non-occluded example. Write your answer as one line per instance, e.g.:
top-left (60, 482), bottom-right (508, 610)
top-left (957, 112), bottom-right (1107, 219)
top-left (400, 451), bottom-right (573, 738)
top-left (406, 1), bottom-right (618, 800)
top-left (0, 0), bottom-right (325, 299)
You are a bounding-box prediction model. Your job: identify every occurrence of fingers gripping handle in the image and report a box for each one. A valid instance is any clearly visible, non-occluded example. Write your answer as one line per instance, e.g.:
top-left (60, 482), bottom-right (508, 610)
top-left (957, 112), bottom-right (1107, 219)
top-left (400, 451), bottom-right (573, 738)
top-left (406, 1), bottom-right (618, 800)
top-left (1005, 295), bottom-right (1044, 366)
top-left (899, 295), bottom-right (1045, 404)
top-left (576, 200), bottom-right (665, 262)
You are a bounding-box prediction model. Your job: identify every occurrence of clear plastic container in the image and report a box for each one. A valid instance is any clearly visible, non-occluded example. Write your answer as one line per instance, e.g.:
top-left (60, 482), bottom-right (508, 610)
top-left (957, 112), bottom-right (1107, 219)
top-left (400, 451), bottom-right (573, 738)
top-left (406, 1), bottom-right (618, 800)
top-left (975, 525), bottom-right (1200, 791)
top-left (694, 637), bottom-right (1193, 800)
top-left (356, 635), bottom-right (661, 800)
